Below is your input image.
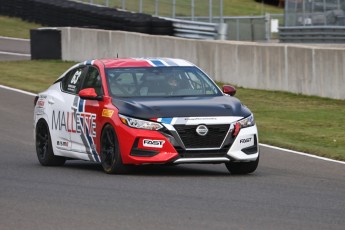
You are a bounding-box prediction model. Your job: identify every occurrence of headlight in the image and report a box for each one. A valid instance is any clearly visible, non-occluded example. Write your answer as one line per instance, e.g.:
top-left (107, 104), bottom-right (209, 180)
top-left (119, 114), bottom-right (163, 130)
top-left (238, 114), bottom-right (255, 128)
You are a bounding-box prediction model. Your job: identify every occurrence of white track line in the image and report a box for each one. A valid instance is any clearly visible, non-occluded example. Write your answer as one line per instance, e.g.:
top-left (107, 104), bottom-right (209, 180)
top-left (0, 51), bottom-right (31, 56)
top-left (0, 36), bottom-right (30, 41)
top-left (0, 85), bottom-right (37, 96)
top-left (0, 84), bottom-right (344, 165)
top-left (260, 144), bottom-right (345, 165)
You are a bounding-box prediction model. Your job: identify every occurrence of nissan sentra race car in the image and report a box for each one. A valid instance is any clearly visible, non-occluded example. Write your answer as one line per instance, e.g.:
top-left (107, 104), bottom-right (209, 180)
top-left (34, 58), bottom-right (259, 174)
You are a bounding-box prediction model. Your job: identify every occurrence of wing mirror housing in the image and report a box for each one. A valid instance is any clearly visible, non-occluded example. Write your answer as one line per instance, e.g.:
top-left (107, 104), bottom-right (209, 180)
top-left (79, 88), bottom-right (103, 101)
top-left (222, 85), bottom-right (237, 96)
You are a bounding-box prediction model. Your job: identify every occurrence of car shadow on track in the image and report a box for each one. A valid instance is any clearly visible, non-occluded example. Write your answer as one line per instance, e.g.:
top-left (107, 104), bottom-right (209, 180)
top-left (63, 161), bottom-right (257, 177)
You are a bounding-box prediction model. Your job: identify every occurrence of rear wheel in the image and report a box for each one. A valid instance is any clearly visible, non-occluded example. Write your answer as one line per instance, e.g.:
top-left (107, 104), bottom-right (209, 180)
top-left (225, 156), bottom-right (259, 175)
top-left (36, 120), bottom-right (66, 166)
top-left (100, 124), bottom-right (130, 174)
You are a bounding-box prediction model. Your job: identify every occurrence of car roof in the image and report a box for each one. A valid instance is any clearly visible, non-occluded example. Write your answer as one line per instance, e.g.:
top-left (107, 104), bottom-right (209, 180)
top-left (56, 58), bottom-right (196, 81)
top-left (90, 58), bottom-right (195, 68)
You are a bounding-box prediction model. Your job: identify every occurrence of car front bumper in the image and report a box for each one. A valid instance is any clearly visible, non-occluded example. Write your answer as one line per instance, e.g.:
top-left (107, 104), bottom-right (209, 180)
top-left (118, 122), bottom-right (259, 165)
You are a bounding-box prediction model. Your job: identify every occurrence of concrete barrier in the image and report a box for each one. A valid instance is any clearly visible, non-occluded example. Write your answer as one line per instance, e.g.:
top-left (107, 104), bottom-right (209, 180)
top-left (60, 27), bottom-right (345, 100)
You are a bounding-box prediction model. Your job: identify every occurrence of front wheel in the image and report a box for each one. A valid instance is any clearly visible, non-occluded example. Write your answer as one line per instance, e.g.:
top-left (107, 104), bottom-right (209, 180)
top-left (225, 156), bottom-right (259, 175)
top-left (36, 120), bottom-right (66, 166)
top-left (100, 124), bottom-right (130, 174)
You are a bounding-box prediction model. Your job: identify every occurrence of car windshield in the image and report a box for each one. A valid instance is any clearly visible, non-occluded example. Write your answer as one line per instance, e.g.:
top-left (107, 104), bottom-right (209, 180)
top-left (105, 66), bottom-right (222, 97)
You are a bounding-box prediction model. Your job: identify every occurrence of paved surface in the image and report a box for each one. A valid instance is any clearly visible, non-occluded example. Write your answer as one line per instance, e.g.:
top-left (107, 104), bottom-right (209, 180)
top-left (1, 87), bottom-right (344, 230)
top-left (0, 36), bottom-right (30, 61)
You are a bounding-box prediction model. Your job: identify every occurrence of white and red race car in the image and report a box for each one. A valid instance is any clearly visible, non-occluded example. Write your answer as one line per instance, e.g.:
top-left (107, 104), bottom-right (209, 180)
top-left (34, 58), bottom-right (259, 174)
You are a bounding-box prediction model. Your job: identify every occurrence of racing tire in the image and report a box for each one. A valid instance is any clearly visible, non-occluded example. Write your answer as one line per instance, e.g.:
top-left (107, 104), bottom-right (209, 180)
top-left (100, 124), bottom-right (130, 174)
top-left (225, 156), bottom-right (259, 175)
top-left (36, 120), bottom-right (66, 166)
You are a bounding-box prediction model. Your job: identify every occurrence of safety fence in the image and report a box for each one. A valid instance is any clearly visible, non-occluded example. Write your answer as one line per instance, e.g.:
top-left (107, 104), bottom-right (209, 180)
top-left (279, 26), bottom-right (345, 43)
top-left (279, 0), bottom-right (345, 43)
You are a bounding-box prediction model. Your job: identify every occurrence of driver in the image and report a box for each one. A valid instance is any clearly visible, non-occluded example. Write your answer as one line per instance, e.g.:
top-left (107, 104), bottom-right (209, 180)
top-left (166, 74), bottom-right (180, 95)
top-left (168, 76), bottom-right (178, 88)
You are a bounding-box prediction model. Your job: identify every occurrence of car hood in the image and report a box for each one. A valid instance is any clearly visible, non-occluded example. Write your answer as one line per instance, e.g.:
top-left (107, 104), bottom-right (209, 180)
top-left (111, 96), bottom-right (251, 119)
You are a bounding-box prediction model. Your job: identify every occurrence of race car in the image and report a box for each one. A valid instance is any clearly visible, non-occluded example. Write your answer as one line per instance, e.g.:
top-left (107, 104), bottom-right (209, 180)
top-left (34, 58), bottom-right (259, 174)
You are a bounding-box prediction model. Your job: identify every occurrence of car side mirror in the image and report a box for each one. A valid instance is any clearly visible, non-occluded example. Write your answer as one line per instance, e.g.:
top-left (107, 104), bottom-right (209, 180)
top-left (222, 85), bottom-right (237, 96)
top-left (79, 88), bottom-right (103, 101)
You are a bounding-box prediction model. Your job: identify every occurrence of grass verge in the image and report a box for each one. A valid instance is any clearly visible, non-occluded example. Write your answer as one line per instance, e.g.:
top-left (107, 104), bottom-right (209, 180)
top-left (0, 60), bottom-right (344, 161)
top-left (0, 16), bottom-right (41, 39)
top-left (234, 87), bottom-right (345, 161)
top-left (92, 0), bottom-right (283, 16)
top-left (0, 60), bottom-right (75, 93)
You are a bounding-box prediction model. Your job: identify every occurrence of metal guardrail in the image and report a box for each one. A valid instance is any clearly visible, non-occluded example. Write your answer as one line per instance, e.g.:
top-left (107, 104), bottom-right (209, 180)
top-left (163, 18), bottom-right (228, 40)
top-left (168, 14), bottom-right (284, 41)
top-left (279, 26), bottom-right (345, 43)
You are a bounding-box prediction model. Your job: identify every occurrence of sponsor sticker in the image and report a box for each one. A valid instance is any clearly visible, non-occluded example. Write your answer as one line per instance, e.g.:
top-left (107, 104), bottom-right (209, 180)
top-left (102, 109), bottom-right (114, 118)
top-left (240, 138), bottom-right (252, 144)
top-left (143, 139), bottom-right (165, 148)
top-left (37, 100), bottom-right (45, 107)
top-left (57, 141), bottom-right (69, 147)
top-left (52, 110), bottom-right (97, 137)
top-left (239, 136), bottom-right (254, 146)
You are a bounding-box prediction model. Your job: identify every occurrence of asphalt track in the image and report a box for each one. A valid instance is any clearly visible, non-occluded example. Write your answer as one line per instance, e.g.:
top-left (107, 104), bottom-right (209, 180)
top-left (0, 87), bottom-right (344, 230)
top-left (0, 37), bottom-right (30, 61)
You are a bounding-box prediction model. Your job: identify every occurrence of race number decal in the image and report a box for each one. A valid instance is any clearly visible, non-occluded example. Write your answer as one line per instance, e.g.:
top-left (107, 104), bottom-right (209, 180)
top-left (70, 70), bottom-right (82, 84)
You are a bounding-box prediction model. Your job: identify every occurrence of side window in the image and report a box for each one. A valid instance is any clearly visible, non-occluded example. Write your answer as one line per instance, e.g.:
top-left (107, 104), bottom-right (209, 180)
top-left (81, 67), bottom-right (103, 96)
top-left (61, 67), bottom-right (85, 94)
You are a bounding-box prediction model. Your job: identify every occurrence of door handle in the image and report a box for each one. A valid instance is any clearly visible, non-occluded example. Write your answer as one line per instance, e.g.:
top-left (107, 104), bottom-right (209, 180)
top-left (48, 99), bottom-right (55, 105)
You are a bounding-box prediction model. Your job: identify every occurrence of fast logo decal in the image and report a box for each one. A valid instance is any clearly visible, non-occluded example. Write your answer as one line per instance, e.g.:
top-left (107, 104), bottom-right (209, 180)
top-left (238, 136), bottom-right (254, 147)
top-left (143, 139), bottom-right (165, 148)
top-left (240, 138), bottom-right (252, 144)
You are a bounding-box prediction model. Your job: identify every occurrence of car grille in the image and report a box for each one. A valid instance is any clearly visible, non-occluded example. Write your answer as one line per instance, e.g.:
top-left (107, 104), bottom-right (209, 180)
top-left (175, 147), bottom-right (230, 158)
top-left (173, 124), bottom-right (230, 148)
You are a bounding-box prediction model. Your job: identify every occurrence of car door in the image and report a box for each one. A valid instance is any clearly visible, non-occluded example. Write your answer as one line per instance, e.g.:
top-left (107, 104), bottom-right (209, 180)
top-left (49, 65), bottom-right (87, 155)
top-left (70, 66), bottom-right (103, 162)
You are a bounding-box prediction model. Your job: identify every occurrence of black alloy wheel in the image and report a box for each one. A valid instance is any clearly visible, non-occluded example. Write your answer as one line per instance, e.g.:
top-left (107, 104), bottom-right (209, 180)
top-left (36, 120), bottom-right (66, 166)
top-left (100, 124), bottom-right (130, 174)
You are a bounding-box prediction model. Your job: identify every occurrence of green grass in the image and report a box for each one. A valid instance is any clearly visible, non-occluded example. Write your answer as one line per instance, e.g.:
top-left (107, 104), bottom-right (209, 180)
top-left (0, 60), bottom-right (76, 92)
top-left (0, 16), bottom-right (41, 39)
top-left (0, 60), bottom-right (344, 161)
top-left (234, 88), bottom-right (345, 161)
